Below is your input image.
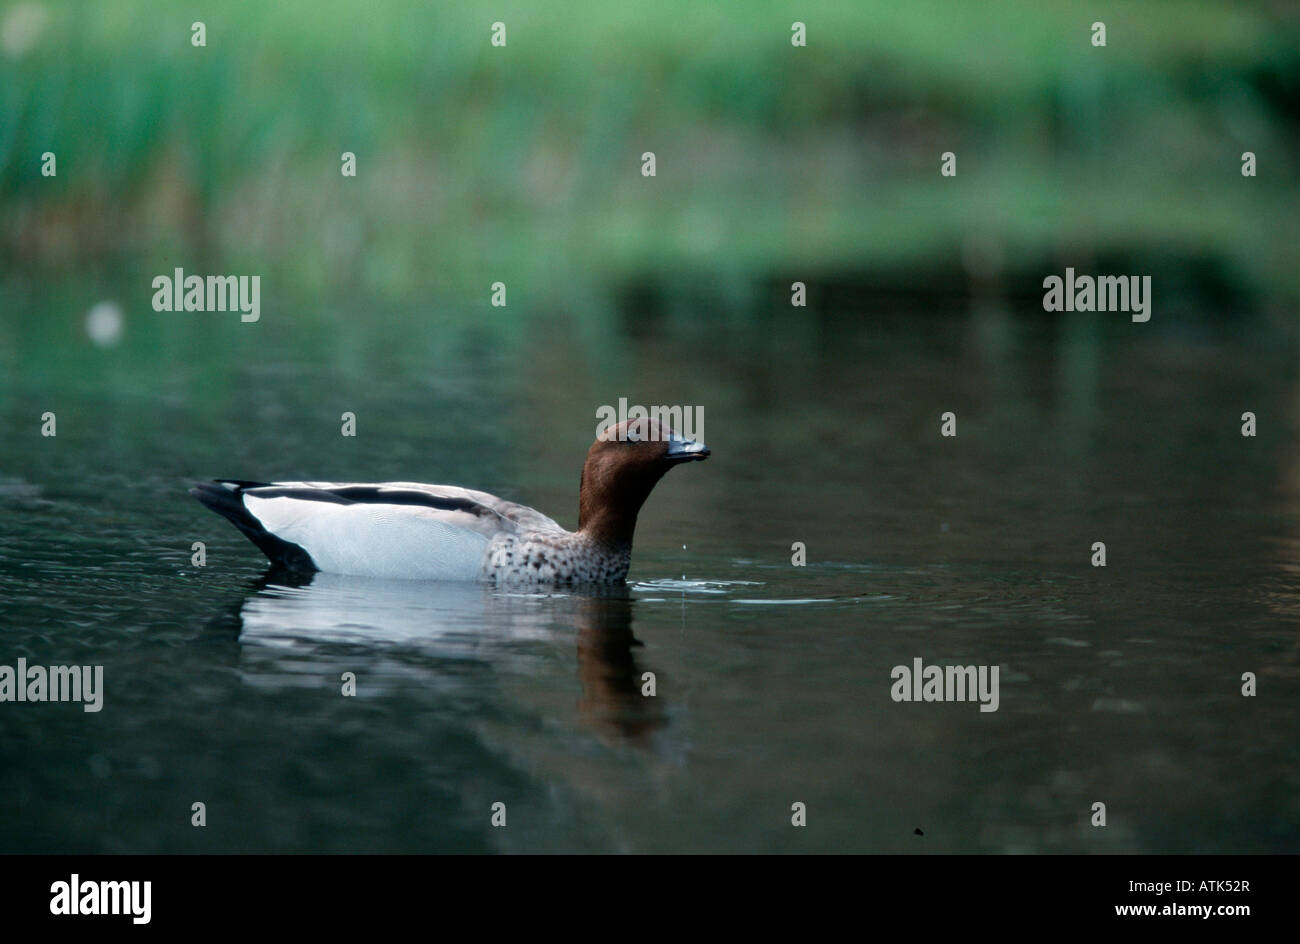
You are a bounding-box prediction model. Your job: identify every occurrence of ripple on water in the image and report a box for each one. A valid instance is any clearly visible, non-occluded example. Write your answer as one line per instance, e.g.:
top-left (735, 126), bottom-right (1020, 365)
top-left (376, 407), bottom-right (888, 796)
top-left (631, 578), bottom-right (764, 595)
top-left (731, 598), bottom-right (836, 605)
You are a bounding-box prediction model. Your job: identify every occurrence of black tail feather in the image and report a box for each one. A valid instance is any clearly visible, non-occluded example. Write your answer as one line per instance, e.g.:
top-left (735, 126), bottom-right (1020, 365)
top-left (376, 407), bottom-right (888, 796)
top-left (190, 481), bottom-right (318, 572)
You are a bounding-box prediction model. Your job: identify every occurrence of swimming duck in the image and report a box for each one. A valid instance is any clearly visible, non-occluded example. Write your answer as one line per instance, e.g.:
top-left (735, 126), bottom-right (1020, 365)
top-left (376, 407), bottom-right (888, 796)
top-left (190, 418), bottom-right (709, 583)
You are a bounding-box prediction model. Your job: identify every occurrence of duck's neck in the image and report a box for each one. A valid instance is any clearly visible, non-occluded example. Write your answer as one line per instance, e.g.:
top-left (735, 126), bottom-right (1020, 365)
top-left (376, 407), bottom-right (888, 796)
top-left (577, 466), bottom-right (665, 552)
top-left (578, 503), bottom-right (639, 552)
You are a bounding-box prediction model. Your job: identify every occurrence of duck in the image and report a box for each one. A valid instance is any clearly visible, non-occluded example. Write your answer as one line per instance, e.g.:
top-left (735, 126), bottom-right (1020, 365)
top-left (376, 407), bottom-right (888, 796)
top-left (190, 418), bottom-right (709, 584)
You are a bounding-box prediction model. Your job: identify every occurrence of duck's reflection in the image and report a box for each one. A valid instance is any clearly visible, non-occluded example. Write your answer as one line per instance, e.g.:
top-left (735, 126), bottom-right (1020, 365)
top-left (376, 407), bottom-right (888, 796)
top-left (208, 569), bottom-right (667, 745)
top-left (573, 591), bottom-right (667, 744)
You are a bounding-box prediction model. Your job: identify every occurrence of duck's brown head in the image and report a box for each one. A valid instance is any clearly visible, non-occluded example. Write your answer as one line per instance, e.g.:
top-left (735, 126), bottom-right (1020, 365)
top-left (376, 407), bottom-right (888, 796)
top-left (577, 417), bottom-right (709, 550)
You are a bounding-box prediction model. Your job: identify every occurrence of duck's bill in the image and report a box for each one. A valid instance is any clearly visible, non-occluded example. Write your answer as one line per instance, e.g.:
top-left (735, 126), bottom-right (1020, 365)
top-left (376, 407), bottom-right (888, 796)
top-left (665, 433), bottom-right (710, 463)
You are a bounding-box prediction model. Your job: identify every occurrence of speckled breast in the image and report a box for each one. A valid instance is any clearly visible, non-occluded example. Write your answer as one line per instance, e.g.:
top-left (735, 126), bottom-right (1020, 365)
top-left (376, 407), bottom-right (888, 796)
top-left (484, 533), bottom-right (630, 585)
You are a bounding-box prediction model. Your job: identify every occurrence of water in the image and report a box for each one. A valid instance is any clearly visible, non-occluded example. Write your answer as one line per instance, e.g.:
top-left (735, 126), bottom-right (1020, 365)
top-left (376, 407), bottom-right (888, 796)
top-left (2, 289), bottom-right (1297, 852)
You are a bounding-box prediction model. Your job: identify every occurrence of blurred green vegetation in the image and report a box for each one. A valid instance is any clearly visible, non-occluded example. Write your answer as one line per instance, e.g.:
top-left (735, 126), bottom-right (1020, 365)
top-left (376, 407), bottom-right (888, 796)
top-left (0, 0), bottom-right (1297, 309)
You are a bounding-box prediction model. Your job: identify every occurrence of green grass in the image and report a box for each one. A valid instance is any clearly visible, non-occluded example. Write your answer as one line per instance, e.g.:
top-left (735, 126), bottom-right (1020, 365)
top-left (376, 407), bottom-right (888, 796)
top-left (1, 0), bottom-right (1296, 306)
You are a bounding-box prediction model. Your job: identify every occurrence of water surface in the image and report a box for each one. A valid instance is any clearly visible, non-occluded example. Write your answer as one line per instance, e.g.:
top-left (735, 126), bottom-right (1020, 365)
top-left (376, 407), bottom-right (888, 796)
top-left (1, 293), bottom-right (1297, 852)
